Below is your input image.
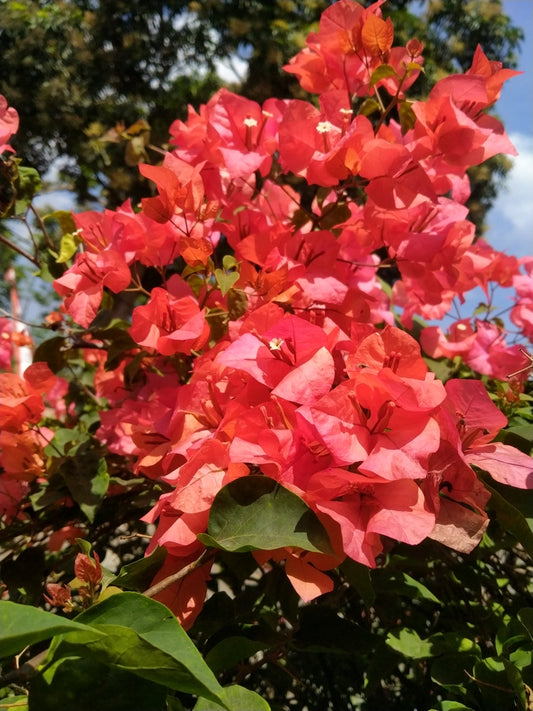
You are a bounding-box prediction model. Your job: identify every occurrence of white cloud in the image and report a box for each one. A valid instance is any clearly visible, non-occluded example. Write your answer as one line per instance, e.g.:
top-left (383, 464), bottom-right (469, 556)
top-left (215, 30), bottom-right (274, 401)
top-left (487, 132), bottom-right (533, 258)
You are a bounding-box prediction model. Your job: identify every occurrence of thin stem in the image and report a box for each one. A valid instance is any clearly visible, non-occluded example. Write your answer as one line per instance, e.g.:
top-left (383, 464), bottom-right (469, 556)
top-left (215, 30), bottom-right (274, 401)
top-left (0, 308), bottom-right (44, 329)
top-left (147, 143), bottom-right (167, 157)
top-left (143, 550), bottom-right (214, 598)
top-left (64, 363), bottom-right (104, 407)
top-left (29, 204), bottom-right (55, 250)
top-left (0, 649), bottom-right (48, 690)
top-left (0, 233), bottom-right (40, 267)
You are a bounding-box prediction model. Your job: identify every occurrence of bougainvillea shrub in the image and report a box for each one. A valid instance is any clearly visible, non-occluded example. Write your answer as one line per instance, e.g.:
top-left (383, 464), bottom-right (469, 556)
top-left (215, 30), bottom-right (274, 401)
top-left (1, 2), bottom-right (532, 709)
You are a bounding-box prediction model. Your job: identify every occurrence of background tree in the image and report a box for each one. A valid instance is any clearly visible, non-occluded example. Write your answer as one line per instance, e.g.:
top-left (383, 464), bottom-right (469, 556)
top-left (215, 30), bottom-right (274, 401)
top-left (0, 0), bottom-right (523, 225)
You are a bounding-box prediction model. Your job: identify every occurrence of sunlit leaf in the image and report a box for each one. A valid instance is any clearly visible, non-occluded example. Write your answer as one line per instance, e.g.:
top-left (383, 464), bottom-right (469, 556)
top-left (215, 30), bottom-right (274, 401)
top-left (198, 476), bottom-right (334, 554)
top-left (0, 600), bottom-right (103, 659)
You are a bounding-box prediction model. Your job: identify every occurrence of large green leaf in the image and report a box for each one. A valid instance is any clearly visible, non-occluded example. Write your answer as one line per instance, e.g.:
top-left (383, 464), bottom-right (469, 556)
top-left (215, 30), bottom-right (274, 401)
top-left (482, 479), bottom-right (533, 556)
top-left (51, 623), bottom-right (223, 699)
top-left (194, 685), bottom-right (270, 710)
top-left (0, 601), bottom-right (103, 659)
top-left (198, 476), bottom-right (333, 554)
top-left (29, 656), bottom-right (167, 711)
top-left (70, 593), bottom-right (226, 704)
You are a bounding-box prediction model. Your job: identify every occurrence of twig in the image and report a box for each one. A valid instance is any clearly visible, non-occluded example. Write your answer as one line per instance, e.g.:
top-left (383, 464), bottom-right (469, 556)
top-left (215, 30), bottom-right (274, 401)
top-left (0, 649), bottom-right (48, 690)
top-left (464, 669), bottom-right (514, 693)
top-left (143, 550), bottom-right (214, 598)
top-left (0, 234), bottom-right (40, 267)
top-left (507, 347), bottom-right (533, 378)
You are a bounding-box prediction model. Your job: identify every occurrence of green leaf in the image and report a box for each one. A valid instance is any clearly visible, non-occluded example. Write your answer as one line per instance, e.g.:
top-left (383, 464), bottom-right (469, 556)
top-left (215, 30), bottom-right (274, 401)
top-left (386, 628), bottom-right (434, 659)
top-left (502, 659), bottom-right (529, 711)
top-left (1, 548), bottom-right (46, 606)
top-left (72, 593), bottom-right (227, 704)
top-left (61, 454), bottom-right (110, 522)
top-left (75, 538), bottom-right (93, 557)
top-left (428, 703), bottom-right (476, 711)
top-left (227, 290), bottom-right (248, 321)
top-left (472, 657), bottom-right (523, 709)
top-left (0, 695), bottom-right (29, 711)
top-left (198, 476), bottom-right (334, 554)
top-left (373, 570), bottom-right (440, 603)
top-left (56, 232), bottom-right (82, 263)
top-left (222, 254), bottom-right (238, 270)
top-left (0, 600), bottom-right (104, 659)
top-left (488, 481), bottom-right (533, 529)
top-left (166, 698), bottom-right (187, 711)
top-left (369, 63), bottom-right (398, 87)
top-left (44, 426), bottom-right (90, 457)
top-left (518, 608), bottom-right (533, 640)
top-left (108, 546), bottom-right (168, 592)
top-left (194, 685), bottom-right (270, 710)
top-left (340, 559), bottom-right (376, 608)
top-left (29, 656), bottom-right (167, 711)
top-left (33, 337), bottom-right (70, 373)
top-left (14, 165), bottom-right (41, 214)
top-left (55, 623), bottom-right (222, 695)
top-left (398, 100), bottom-right (417, 134)
top-left (89, 326), bottom-right (137, 371)
top-left (510, 648), bottom-right (533, 673)
top-left (499, 424), bottom-right (533, 454)
top-left (43, 209), bottom-right (77, 235)
top-left (430, 653), bottom-right (479, 698)
top-left (358, 98), bottom-right (381, 117)
top-left (425, 632), bottom-right (480, 657)
top-left (317, 201), bottom-right (351, 231)
top-left (482, 478), bottom-right (533, 556)
top-left (205, 636), bottom-right (269, 675)
top-left (214, 268), bottom-right (240, 296)
top-left (387, 629), bottom-right (478, 662)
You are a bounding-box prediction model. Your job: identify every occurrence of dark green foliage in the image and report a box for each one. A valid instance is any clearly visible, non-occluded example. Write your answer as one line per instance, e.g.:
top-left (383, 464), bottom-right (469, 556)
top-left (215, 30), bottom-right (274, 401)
top-left (0, 0), bottom-right (523, 223)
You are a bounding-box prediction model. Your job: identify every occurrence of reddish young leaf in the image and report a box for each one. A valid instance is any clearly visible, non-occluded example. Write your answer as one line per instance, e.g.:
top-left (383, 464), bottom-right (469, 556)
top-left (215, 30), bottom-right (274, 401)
top-left (361, 14), bottom-right (394, 56)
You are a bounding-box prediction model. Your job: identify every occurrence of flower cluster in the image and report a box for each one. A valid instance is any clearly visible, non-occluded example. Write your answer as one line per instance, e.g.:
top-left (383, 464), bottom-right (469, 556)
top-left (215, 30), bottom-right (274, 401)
top-left (1, 0), bottom-right (532, 628)
top-left (0, 363), bottom-right (61, 520)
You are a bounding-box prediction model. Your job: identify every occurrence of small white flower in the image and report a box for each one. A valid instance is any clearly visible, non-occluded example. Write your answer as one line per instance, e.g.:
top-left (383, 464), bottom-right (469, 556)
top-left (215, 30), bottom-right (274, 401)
top-left (269, 337), bottom-right (284, 351)
top-left (316, 120), bottom-right (334, 134)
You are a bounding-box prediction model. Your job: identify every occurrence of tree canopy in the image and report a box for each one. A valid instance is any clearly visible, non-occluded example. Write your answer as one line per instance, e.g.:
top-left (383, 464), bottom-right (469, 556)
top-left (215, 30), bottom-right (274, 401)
top-left (0, 0), bottom-right (523, 222)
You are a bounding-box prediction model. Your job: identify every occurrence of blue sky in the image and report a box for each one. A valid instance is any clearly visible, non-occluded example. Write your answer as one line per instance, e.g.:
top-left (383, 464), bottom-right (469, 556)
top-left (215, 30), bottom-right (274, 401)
top-left (488, 0), bottom-right (533, 259)
top-left (451, 0), bottom-right (533, 330)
